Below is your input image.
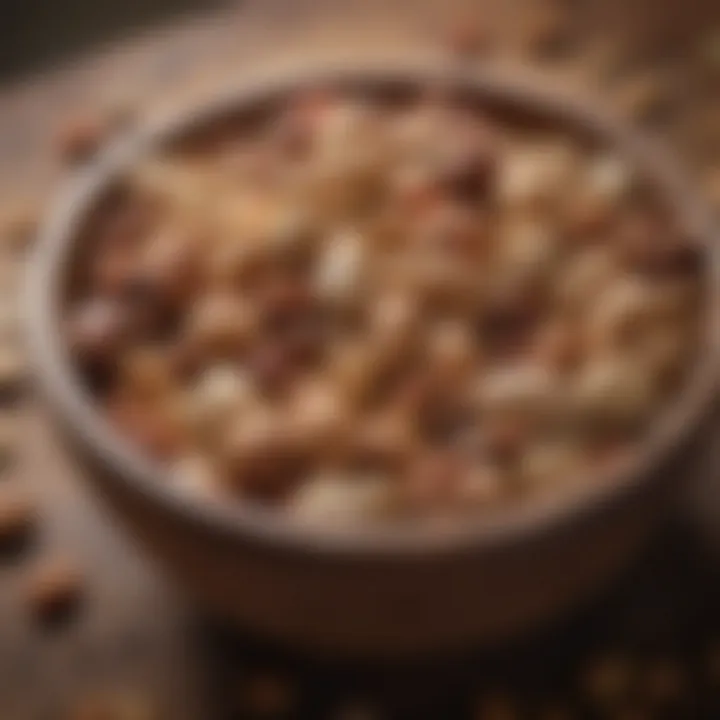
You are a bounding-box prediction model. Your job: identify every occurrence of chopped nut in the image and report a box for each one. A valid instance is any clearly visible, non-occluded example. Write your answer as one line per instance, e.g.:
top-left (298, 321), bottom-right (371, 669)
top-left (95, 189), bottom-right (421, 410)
top-left (288, 472), bottom-right (391, 525)
top-left (184, 291), bottom-right (258, 357)
top-left (314, 228), bottom-right (367, 305)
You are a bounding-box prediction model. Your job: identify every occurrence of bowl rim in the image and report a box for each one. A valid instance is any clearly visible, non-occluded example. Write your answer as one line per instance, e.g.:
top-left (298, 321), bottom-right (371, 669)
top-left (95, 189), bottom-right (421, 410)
top-left (25, 61), bottom-right (720, 558)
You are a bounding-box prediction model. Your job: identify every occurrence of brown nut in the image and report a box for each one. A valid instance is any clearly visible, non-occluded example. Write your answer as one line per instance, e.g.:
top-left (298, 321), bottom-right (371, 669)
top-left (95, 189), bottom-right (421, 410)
top-left (134, 226), bottom-right (201, 307)
top-left (416, 202), bottom-right (490, 260)
top-left (617, 212), bottom-right (702, 277)
top-left (222, 409), bottom-right (306, 499)
top-left (107, 395), bottom-right (186, 460)
top-left (55, 113), bottom-right (108, 163)
top-left (25, 556), bottom-right (83, 624)
top-left (184, 291), bottom-right (258, 357)
top-left (0, 486), bottom-right (35, 547)
top-left (400, 450), bottom-right (462, 514)
top-left (66, 299), bottom-right (128, 390)
top-left (120, 347), bottom-right (175, 401)
top-left (531, 319), bottom-right (583, 374)
top-left (347, 411), bottom-right (418, 472)
top-left (288, 378), bottom-right (353, 459)
top-left (89, 244), bottom-right (138, 296)
top-left (247, 341), bottom-right (298, 397)
top-left (435, 118), bottom-right (497, 203)
top-left (425, 320), bottom-right (478, 383)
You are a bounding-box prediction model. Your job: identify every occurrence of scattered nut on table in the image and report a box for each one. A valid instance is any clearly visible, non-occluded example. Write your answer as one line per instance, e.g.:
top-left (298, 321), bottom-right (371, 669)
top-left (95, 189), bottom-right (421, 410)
top-left (0, 485), bottom-right (35, 545)
top-left (25, 555), bottom-right (84, 623)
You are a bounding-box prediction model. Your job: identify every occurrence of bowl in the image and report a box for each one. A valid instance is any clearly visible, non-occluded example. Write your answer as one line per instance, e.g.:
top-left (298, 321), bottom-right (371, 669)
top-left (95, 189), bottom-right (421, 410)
top-left (25, 63), bottom-right (720, 657)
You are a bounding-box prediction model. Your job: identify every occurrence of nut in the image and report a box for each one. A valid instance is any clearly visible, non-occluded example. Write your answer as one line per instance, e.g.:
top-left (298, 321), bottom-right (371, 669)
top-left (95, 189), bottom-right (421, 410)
top-left (25, 556), bottom-right (83, 624)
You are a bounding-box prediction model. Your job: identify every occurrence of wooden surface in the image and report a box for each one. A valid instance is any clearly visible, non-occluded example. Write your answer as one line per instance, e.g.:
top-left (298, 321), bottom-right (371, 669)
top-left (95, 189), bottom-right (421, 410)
top-left (0, 1), bottom-right (718, 717)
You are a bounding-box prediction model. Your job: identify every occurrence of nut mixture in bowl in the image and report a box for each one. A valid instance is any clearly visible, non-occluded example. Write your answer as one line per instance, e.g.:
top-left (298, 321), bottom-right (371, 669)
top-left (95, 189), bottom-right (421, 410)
top-left (64, 88), bottom-right (704, 526)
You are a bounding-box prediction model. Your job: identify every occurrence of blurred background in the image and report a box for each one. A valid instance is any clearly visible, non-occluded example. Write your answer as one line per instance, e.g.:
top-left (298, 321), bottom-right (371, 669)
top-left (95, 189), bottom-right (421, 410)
top-left (0, 0), bottom-right (718, 717)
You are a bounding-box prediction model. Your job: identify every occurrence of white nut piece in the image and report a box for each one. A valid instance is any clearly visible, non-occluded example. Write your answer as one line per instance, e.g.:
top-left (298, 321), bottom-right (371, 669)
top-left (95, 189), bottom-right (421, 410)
top-left (172, 454), bottom-right (220, 500)
top-left (314, 228), bottom-right (366, 304)
top-left (474, 363), bottom-right (559, 417)
top-left (287, 472), bottom-right (391, 525)
top-left (520, 440), bottom-right (585, 493)
top-left (498, 142), bottom-right (579, 209)
top-left (585, 154), bottom-right (632, 204)
top-left (191, 366), bottom-right (257, 428)
top-left (572, 355), bottom-right (657, 426)
top-left (497, 218), bottom-right (559, 279)
top-left (587, 276), bottom-right (690, 351)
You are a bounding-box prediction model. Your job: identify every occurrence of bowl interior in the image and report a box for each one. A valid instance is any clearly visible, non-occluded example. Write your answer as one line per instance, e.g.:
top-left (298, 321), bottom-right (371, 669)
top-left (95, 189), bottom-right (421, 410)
top-left (27, 66), bottom-right (720, 555)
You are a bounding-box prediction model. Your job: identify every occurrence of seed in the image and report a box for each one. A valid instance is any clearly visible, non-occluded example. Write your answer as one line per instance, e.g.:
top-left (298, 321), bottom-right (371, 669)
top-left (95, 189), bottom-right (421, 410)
top-left (25, 556), bottom-right (83, 624)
